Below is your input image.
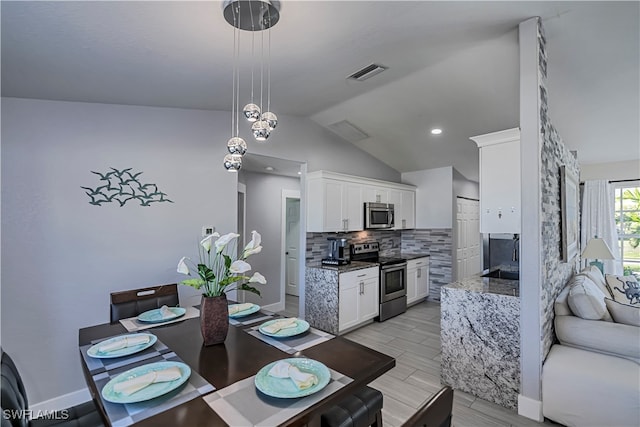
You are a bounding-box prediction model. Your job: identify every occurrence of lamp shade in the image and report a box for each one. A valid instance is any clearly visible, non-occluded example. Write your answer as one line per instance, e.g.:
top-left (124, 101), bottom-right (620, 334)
top-left (581, 238), bottom-right (615, 260)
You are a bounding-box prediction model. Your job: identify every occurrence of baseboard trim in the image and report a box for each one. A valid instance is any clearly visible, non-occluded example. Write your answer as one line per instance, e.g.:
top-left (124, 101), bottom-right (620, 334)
top-left (518, 394), bottom-right (543, 422)
top-left (30, 388), bottom-right (91, 412)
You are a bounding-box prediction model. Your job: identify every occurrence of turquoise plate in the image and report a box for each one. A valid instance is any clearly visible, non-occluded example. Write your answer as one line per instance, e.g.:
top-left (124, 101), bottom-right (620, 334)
top-left (137, 307), bottom-right (186, 323)
top-left (228, 303), bottom-right (260, 318)
top-left (101, 361), bottom-right (191, 404)
top-left (254, 358), bottom-right (331, 399)
top-left (258, 319), bottom-right (310, 338)
top-left (87, 333), bottom-right (157, 359)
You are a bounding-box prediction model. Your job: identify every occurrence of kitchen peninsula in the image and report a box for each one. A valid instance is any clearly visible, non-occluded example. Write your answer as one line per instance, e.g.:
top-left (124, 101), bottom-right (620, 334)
top-left (440, 268), bottom-right (520, 410)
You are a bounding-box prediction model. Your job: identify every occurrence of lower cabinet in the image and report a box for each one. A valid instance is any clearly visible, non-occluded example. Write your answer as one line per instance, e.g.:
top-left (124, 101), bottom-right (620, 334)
top-left (407, 257), bottom-right (430, 305)
top-left (338, 267), bottom-right (379, 333)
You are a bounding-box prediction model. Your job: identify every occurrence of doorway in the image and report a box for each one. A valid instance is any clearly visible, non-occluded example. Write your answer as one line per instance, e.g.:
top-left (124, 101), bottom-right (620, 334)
top-left (282, 190), bottom-right (300, 317)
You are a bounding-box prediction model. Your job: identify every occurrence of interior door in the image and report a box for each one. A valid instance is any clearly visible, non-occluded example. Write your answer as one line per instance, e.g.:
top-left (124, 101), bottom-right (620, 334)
top-left (285, 197), bottom-right (300, 296)
top-left (456, 197), bottom-right (481, 280)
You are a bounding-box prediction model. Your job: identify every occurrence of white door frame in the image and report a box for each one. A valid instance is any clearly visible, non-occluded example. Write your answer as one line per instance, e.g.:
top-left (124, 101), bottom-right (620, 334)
top-left (280, 189), bottom-right (301, 312)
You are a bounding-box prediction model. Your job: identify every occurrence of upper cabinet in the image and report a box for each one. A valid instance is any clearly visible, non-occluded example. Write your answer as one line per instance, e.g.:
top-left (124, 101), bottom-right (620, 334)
top-left (470, 128), bottom-right (521, 234)
top-left (307, 171), bottom-right (416, 232)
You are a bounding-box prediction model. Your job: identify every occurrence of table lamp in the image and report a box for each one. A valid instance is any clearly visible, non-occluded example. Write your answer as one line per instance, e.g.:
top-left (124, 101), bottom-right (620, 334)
top-left (581, 237), bottom-right (615, 274)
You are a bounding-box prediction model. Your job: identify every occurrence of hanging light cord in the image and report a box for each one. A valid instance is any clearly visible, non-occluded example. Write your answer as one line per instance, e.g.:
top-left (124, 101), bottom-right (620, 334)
top-left (231, 6), bottom-right (238, 137)
top-left (267, 12), bottom-right (272, 114)
top-left (249, 0), bottom-right (255, 104)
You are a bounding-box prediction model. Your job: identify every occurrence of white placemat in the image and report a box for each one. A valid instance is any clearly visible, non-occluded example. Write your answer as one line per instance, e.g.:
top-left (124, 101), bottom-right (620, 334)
top-left (203, 366), bottom-right (352, 427)
top-left (119, 306), bottom-right (200, 332)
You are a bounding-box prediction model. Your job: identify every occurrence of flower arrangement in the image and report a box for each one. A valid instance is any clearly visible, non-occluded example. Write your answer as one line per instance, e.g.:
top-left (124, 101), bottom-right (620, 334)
top-left (177, 231), bottom-right (266, 298)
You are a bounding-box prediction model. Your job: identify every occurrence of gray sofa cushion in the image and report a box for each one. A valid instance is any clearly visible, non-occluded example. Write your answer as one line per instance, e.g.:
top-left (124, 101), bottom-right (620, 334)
top-left (567, 275), bottom-right (612, 321)
top-left (577, 265), bottom-right (611, 298)
top-left (605, 298), bottom-right (640, 327)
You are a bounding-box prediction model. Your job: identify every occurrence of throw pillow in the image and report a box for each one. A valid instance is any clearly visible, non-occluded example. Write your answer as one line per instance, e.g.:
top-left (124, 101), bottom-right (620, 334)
top-left (604, 298), bottom-right (640, 327)
top-left (567, 275), bottom-right (612, 321)
top-left (605, 274), bottom-right (640, 305)
top-left (578, 265), bottom-right (612, 298)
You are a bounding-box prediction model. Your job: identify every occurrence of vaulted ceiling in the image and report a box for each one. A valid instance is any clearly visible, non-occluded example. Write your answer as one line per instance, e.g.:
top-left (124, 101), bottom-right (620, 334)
top-left (2, 1), bottom-right (638, 181)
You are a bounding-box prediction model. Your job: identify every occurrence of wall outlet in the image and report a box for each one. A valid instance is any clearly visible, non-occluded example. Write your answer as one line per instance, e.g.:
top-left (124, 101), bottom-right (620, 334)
top-left (202, 226), bottom-right (215, 237)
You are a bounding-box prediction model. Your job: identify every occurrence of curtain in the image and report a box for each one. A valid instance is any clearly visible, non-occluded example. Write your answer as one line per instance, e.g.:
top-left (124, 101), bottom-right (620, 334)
top-left (580, 180), bottom-right (623, 275)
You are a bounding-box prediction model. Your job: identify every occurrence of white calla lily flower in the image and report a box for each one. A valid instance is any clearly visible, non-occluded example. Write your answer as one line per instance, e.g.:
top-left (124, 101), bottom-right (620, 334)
top-left (243, 245), bottom-right (262, 257)
top-left (200, 232), bottom-right (220, 252)
top-left (177, 257), bottom-right (190, 275)
top-left (244, 231), bottom-right (261, 251)
top-left (215, 232), bottom-right (240, 253)
top-left (229, 260), bottom-right (251, 274)
top-left (249, 272), bottom-right (267, 284)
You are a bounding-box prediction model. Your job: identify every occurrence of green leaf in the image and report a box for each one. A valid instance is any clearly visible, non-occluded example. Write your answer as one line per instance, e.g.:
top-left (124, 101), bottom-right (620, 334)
top-left (239, 283), bottom-right (261, 296)
top-left (197, 264), bottom-right (216, 282)
top-left (219, 276), bottom-right (246, 286)
top-left (181, 278), bottom-right (205, 290)
top-left (223, 254), bottom-right (232, 269)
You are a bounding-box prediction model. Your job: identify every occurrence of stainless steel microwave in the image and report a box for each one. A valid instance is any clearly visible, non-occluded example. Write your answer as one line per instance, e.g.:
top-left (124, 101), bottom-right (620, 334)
top-left (364, 202), bottom-right (395, 229)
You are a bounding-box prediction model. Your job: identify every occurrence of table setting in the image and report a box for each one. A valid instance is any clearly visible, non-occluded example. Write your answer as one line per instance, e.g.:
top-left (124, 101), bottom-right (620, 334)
top-left (118, 305), bottom-right (200, 333)
top-left (245, 317), bottom-right (336, 355)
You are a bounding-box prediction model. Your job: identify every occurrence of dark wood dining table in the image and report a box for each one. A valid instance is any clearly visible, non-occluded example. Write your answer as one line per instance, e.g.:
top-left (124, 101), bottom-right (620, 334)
top-left (78, 314), bottom-right (395, 426)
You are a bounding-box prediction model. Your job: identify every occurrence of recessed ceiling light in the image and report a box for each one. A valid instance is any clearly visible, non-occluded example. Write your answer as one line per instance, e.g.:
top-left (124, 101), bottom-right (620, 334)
top-left (430, 128), bottom-right (443, 135)
top-left (265, 166), bottom-right (274, 171)
top-left (297, 171), bottom-right (302, 175)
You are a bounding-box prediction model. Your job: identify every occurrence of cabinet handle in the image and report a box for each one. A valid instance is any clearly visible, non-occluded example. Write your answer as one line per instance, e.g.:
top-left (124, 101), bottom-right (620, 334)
top-left (359, 281), bottom-right (364, 295)
top-left (417, 268), bottom-right (421, 278)
top-left (345, 218), bottom-right (349, 229)
top-left (402, 219), bottom-right (406, 228)
top-left (376, 194), bottom-right (381, 203)
top-left (357, 274), bottom-right (367, 277)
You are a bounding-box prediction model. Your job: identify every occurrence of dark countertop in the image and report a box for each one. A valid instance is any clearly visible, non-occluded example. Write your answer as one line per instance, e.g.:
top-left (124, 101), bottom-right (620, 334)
top-left (306, 260), bottom-right (379, 273)
top-left (444, 265), bottom-right (519, 297)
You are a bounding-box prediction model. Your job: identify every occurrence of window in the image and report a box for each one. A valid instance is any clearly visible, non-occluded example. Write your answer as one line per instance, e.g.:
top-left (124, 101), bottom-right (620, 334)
top-left (614, 181), bottom-right (640, 276)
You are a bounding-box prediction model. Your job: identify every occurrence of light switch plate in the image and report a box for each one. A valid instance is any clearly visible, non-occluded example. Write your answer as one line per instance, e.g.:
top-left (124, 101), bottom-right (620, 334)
top-left (202, 226), bottom-right (215, 237)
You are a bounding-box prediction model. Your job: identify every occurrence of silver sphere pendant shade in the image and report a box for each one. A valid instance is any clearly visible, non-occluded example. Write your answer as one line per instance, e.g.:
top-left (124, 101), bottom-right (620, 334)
top-left (243, 103), bottom-right (261, 122)
top-left (261, 111), bottom-right (277, 130)
top-left (227, 136), bottom-right (247, 155)
top-left (223, 153), bottom-right (243, 171)
top-left (251, 120), bottom-right (271, 141)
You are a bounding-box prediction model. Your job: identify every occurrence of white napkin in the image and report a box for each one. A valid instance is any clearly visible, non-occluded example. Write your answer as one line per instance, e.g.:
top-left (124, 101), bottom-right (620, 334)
top-left (98, 335), bottom-right (150, 353)
top-left (160, 305), bottom-right (175, 319)
top-left (229, 303), bottom-right (253, 315)
top-left (268, 361), bottom-right (318, 390)
top-left (262, 318), bottom-right (298, 334)
top-left (113, 366), bottom-right (182, 396)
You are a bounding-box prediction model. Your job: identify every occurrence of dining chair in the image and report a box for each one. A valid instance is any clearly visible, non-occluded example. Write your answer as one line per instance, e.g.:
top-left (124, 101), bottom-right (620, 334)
top-left (1, 349), bottom-right (105, 427)
top-left (109, 283), bottom-right (179, 323)
top-left (400, 386), bottom-right (454, 427)
top-left (320, 385), bottom-right (383, 427)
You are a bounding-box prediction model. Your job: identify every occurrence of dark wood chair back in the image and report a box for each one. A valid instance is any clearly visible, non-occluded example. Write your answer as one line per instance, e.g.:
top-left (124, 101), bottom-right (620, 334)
top-left (401, 386), bottom-right (454, 427)
top-left (110, 284), bottom-right (179, 323)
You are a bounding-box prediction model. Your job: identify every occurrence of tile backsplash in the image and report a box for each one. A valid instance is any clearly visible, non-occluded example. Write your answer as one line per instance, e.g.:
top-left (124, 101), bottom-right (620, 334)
top-left (305, 230), bottom-right (401, 262)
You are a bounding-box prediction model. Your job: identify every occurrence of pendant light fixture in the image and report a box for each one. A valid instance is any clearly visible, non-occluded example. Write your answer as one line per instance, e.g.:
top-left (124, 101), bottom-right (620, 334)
top-left (222, 0), bottom-right (280, 171)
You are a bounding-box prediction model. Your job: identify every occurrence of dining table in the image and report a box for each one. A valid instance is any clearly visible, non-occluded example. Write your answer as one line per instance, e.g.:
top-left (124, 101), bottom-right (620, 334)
top-left (78, 306), bottom-right (395, 427)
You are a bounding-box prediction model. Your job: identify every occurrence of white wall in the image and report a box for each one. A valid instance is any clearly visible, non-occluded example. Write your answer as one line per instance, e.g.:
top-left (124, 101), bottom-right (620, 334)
top-left (452, 168), bottom-right (479, 200)
top-left (0, 97), bottom-right (400, 405)
top-left (580, 160), bottom-right (640, 181)
top-left (240, 171), bottom-right (300, 307)
top-left (402, 167), bottom-right (453, 228)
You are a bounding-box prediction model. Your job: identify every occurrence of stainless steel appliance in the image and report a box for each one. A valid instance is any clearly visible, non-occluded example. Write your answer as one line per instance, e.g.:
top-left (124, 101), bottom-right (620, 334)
top-left (351, 241), bottom-right (407, 321)
top-left (364, 202), bottom-right (395, 229)
top-left (322, 237), bottom-right (351, 266)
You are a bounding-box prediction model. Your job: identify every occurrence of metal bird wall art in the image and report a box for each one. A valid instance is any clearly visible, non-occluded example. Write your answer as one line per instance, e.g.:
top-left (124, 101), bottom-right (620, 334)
top-left (81, 167), bottom-right (174, 207)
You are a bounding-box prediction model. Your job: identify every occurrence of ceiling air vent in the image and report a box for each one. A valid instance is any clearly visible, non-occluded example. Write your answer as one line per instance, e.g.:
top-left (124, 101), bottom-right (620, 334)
top-left (347, 64), bottom-right (388, 81)
top-left (326, 120), bottom-right (369, 142)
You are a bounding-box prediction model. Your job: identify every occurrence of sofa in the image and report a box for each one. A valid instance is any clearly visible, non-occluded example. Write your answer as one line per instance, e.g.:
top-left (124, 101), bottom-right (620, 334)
top-left (542, 266), bottom-right (640, 427)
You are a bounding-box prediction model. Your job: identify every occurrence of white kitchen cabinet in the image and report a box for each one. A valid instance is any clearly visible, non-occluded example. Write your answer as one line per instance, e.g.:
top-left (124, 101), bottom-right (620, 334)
top-left (338, 267), bottom-right (379, 333)
top-left (470, 128), bottom-right (521, 234)
top-left (406, 257), bottom-right (430, 305)
top-left (307, 178), bottom-right (363, 232)
top-left (307, 171), bottom-right (415, 232)
top-left (363, 186), bottom-right (388, 203)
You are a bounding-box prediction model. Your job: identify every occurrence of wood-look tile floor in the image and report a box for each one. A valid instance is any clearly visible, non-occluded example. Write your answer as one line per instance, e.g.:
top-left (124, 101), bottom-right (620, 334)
top-left (283, 295), bottom-right (560, 427)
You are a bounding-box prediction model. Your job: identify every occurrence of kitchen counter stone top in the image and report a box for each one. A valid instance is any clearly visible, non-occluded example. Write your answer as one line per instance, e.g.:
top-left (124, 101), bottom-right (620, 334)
top-left (444, 265), bottom-right (519, 297)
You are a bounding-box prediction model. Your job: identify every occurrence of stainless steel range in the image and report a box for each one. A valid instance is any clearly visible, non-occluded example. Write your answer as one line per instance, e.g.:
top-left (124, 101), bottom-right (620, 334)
top-left (351, 242), bottom-right (407, 321)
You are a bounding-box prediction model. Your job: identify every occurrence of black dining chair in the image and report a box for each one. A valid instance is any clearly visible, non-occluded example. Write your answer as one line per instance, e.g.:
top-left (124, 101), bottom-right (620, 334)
top-left (401, 386), bottom-right (454, 427)
top-left (109, 283), bottom-right (179, 323)
top-left (321, 385), bottom-right (383, 427)
top-left (1, 350), bottom-right (105, 427)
